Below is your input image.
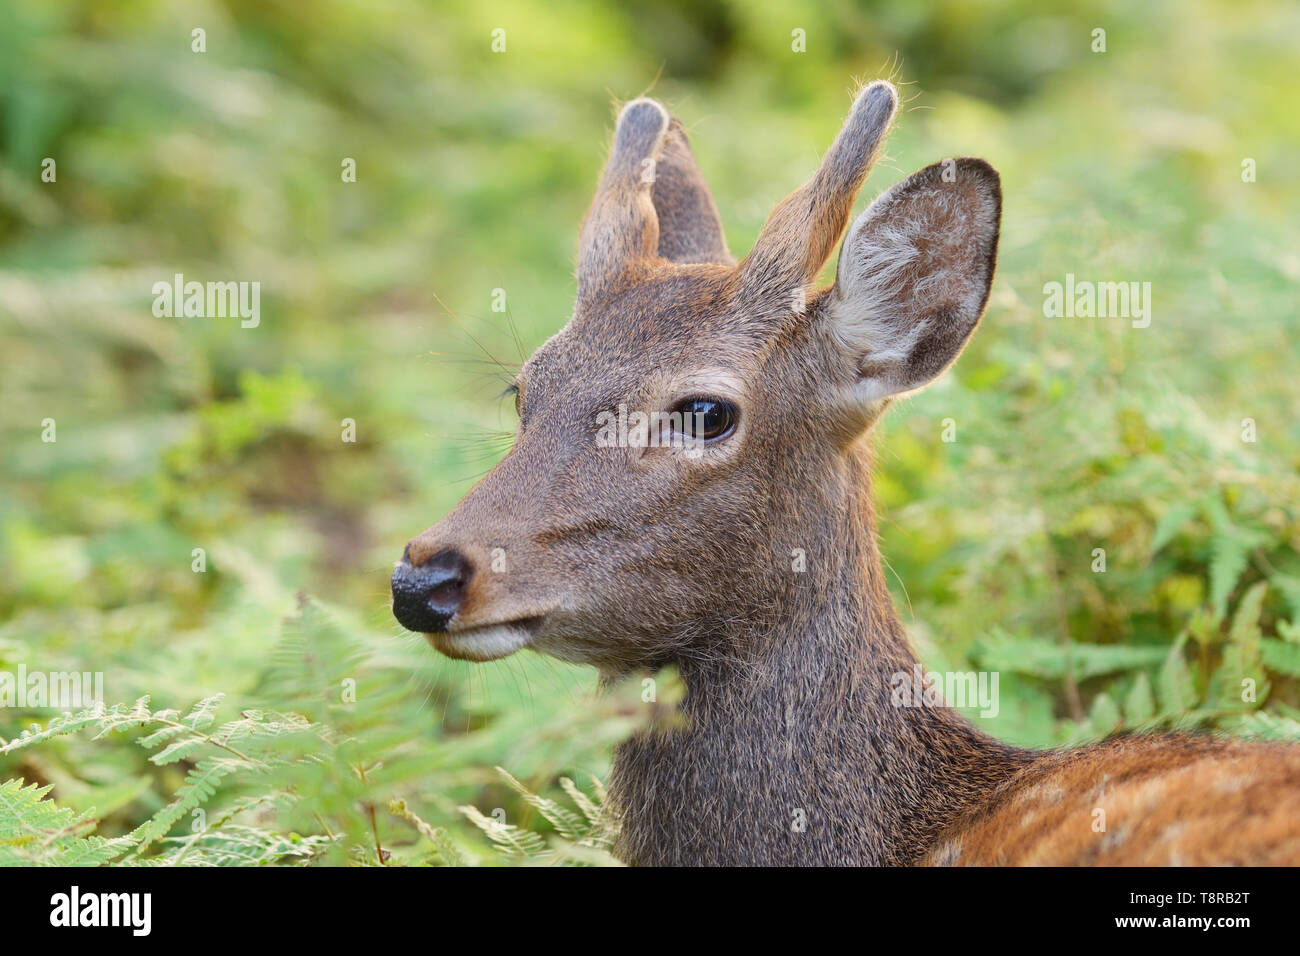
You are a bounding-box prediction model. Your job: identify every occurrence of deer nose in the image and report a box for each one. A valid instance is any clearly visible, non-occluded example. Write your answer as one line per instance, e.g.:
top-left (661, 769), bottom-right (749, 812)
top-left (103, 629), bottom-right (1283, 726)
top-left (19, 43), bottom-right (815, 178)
top-left (391, 546), bottom-right (474, 633)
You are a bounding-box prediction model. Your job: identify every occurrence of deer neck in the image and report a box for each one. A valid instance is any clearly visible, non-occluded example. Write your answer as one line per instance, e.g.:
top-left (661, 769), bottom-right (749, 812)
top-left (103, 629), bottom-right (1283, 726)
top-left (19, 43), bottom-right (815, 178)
top-left (609, 446), bottom-right (1034, 866)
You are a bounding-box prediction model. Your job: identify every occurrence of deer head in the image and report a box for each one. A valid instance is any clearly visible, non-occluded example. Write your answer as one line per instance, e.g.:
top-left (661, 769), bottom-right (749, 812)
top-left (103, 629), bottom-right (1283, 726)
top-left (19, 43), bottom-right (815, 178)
top-left (392, 81), bottom-right (1001, 676)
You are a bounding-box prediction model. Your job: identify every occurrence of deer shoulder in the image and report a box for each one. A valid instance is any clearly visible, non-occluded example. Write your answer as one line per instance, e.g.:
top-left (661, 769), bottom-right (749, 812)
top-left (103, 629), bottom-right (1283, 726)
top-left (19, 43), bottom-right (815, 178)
top-left (927, 734), bottom-right (1300, 865)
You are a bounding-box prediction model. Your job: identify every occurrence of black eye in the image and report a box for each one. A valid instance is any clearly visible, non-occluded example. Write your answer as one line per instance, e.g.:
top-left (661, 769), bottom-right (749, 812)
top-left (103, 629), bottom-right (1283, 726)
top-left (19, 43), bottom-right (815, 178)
top-left (674, 398), bottom-right (737, 442)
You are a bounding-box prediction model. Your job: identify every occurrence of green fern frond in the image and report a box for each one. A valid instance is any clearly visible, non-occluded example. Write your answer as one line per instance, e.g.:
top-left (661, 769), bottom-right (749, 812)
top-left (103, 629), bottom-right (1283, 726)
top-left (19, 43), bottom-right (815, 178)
top-left (1232, 711), bottom-right (1300, 743)
top-left (458, 804), bottom-right (547, 858)
top-left (459, 770), bottom-right (618, 865)
top-left (496, 767), bottom-right (587, 841)
top-left (157, 825), bottom-right (332, 866)
top-left (0, 699), bottom-right (136, 754)
top-left (1262, 639), bottom-right (1300, 678)
top-left (149, 738), bottom-right (206, 765)
top-left (543, 836), bottom-right (623, 867)
top-left (182, 695), bottom-right (224, 731)
top-left (559, 776), bottom-right (601, 826)
top-left (130, 755), bottom-right (250, 853)
top-left (388, 798), bottom-right (468, 866)
top-left (0, 779), bottom-right (135, 866)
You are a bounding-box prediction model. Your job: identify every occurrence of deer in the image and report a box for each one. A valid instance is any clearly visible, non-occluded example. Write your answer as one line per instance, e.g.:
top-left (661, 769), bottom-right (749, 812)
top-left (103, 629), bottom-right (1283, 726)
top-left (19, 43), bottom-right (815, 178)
top-left (391, 80), bottom-right (1300, 866)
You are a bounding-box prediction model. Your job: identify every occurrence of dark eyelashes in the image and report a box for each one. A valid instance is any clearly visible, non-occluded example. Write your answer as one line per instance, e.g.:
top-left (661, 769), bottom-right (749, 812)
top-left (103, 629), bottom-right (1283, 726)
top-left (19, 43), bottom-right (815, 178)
top-left (501, 382), bottom-right (522, 419)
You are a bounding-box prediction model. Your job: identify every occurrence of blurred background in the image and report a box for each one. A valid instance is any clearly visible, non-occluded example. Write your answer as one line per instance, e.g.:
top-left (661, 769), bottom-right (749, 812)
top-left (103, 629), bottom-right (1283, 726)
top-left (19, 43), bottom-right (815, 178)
top-left (1, 0), bottom-right (1298, 864)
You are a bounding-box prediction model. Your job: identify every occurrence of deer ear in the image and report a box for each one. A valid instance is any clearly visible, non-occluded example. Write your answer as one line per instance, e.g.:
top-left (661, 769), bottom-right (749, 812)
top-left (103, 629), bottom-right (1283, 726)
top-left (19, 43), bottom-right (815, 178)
top-left (827, 158), bottom-right (1001, 404)
top-left (652, 119), bottom-right (732, 265)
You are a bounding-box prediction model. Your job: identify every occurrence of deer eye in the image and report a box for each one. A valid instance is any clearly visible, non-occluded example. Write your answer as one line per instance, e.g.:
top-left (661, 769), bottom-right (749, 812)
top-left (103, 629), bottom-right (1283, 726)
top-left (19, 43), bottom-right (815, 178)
top-left (674, 398), bottom-right (737, 442)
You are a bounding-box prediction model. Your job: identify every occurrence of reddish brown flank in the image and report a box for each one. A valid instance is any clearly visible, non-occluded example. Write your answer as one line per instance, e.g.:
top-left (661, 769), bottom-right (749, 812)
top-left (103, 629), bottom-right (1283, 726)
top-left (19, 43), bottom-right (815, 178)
top-left (928, 734), bottom-right (1300, 866)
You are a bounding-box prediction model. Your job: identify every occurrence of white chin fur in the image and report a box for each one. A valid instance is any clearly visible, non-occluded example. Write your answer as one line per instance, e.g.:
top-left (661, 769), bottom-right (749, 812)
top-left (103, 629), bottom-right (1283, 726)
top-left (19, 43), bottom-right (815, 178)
top-left (427, 624), bottom-right (533, 662)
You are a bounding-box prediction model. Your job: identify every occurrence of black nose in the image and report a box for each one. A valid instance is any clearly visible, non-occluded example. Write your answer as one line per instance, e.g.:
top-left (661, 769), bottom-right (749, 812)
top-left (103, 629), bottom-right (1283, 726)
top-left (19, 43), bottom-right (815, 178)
top-left (391, 547), bottom-right (474, 633)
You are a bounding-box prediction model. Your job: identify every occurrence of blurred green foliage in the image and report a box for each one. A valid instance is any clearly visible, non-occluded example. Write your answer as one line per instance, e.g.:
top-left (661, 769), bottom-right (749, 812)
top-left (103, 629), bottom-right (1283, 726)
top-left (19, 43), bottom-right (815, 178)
top-left (1, 0), bottom-right (1298, 864)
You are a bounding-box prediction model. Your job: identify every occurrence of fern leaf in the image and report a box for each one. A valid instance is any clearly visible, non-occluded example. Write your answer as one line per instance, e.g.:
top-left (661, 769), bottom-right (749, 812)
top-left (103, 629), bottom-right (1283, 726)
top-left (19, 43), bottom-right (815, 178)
top-left (130, 756), bottom-right (248, 852)
top-left (53, 836), bottom-right (138, 867)
top-left (458, 804), bottom-right (546, 858)
top-left (137, 724), bottom-right (187, 748)
top-left (544, 836), bottom-right (623, 867)
top-left (1149, 500), bottom-right (1197, 554)
top-left (388, 798), bottom-right (468, 866)
top-left (182, 695), bottom-right (224, 730)
top-left (1262, 639), bottom-right (1300, 678)
top-left (0, 704), bottom-right (110, 754)
top-left (495, 767), bottom-right (586, 841)
top-left (148, 738), bottom-right (207, 765)
top-left (559, 777), bottom-right (601, 826)
top-left (1158, 634), bottom-right (1198, 713)
top-left (1233, 711), bottom-right (1300, 743)
top-left (157, 826), bottom-right (331, 866)
top-left (1123, 672), bottom-right (1155, 725)
top-left (0, 779), bottom-right (136, 866)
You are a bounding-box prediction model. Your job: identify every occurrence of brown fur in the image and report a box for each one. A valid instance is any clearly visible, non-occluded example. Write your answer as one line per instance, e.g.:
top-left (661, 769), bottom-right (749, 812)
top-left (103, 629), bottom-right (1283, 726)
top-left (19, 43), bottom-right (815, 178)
top-left (928, 734), bottom-right (1300, 865)
top-left (397, 81), bottom-right (1300, 866)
